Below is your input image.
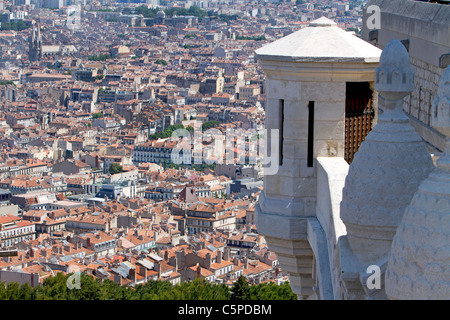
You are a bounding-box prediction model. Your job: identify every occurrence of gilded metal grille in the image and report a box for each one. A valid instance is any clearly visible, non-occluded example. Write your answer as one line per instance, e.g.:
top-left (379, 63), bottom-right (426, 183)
top-left (345, 83), bottom-right (374, 164)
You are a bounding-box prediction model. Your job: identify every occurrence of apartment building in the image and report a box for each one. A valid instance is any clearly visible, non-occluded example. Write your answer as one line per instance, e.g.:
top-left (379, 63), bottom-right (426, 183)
top-left (0, 215), bottom-right (35, 248)
top-left (238, 84), bottom-right (260, 100)
top-left (184, 203), bottom-right (236, 235)
top-left (133, 139), bottom-right (192, 165)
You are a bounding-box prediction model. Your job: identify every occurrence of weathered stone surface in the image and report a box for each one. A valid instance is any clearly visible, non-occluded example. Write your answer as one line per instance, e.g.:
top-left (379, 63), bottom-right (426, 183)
top-left (340, 39), bottom-right (434, 267)
top-left (255, 17), bottom-right (381, 63)
top-left (256, 17), bottom-right (381, 299)
top-left (386, 67), bottom-right (450, 300)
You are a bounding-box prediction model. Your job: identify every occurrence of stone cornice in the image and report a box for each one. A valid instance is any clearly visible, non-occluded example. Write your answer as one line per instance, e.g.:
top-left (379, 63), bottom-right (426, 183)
top-left (257, 60), bottom-right (379, 82)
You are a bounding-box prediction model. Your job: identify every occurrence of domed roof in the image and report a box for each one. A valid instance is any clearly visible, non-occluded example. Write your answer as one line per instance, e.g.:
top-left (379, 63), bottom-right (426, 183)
top-left (379, 39), bottom-right (411, 70)
top-left (375, 39), bottom-right (415, 95)
top-left (339, 39), bottom-right (434, 264)
top-left (385, 151), bottom-right (450, 299)
top-left (385, 66), bottom-right (450, 300)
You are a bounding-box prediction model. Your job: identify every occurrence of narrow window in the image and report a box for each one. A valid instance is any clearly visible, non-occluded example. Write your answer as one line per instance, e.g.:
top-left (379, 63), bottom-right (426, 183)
top-left (279, 99), bottom-right (284, 166)
top-left (307, 101), bottom-right (314, 167)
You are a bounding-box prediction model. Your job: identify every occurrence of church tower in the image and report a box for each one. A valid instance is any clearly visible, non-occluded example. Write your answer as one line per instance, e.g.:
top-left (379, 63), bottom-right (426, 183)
top-left (29, 20), bottom-right (42, 62)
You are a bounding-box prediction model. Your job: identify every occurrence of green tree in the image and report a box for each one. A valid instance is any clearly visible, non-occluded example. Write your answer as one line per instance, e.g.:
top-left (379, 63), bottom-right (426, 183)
top-left (149, 124), bottom-right (184, 140)
top-left (18, 283), bottom-right (33, 300)
top-left (72, 274), bottom-right (103, 300)
top-left (5, 282), bottom-right (20, 300)
top-left (235, 35), bottom-right (266, 41)
top-left (1, 22), bottom-right (11, 30)
top-left (230, 276), bottom-right (251, 300)
top-left (201, 120), bottom-right (220, 131)
top-left (0, 21), bottom-right (29, 31)
top-left (134, 280), bottom-right (174, 300)
top-left (165, 278), bottom-right (230, 300)
top-left (0, 282), bottom-right (6, 300)
top-left (0, 80), bottom-right (15, 86)
top-left (155, 59), bottom-right (167, 65)
top-left (185, 125), bottom-right (194, 134)
top-left (88, 54), bottom-right (111, 61)
top-left (109, 163), bottom-right (123, 174)
top-left (39, 272), bottom-right (69, 300)
top-left (134, 5), bottom-right (158, 18)
top-left (0, 273), bottom-right (297, 301)
top-left (249, 281), bottom-right (297, 300)
top-left (187, 6), bottom-right (207, 18)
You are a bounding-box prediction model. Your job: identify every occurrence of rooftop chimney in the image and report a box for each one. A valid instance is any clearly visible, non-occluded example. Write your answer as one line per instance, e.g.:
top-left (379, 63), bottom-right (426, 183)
top-left (224, 247), bottom-right (230, 261)
top-left (114, 273), bottom-right (122, 285)
top-left (156, 262), bottom-right (161, 279)
top-left (130, 268), bottom-right (137, 283)
top-left (206, 252), bottom-right (211, 268)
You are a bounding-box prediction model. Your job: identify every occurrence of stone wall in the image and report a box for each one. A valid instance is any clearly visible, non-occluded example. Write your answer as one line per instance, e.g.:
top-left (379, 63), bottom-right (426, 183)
top-left (407, 57), bottom-right (444, 126)
top-left (362, 0), bottom-right (450, 152)
top-left (0, 270), bottom-right (40, 287)
top-left (313, 157), bottom-right (349, 299)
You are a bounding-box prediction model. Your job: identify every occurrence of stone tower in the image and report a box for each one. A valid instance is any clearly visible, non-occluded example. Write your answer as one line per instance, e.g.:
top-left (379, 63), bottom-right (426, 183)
top-left (29, 20), bottom-right (42, 62)
top-left (254, 17), bottom-right (382, 299)
top-left (339, 39), bottom-right (434, 299)
top-left (385, 65), bottom-right (450, 300)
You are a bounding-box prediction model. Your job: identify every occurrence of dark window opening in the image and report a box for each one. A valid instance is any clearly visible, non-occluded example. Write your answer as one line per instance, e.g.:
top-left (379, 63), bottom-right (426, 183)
top-left (307, 101), bottom-right (314, 167)
top-left (345, 82), bottom-right (374, 164)
top-left (279, 99), bottom-right (284, 166)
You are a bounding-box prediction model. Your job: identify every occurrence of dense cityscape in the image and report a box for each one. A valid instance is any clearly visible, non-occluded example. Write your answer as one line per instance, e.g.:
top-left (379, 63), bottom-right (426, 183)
top-left (0, 0), bottom-right (367, 296)
top-left (1, 0), bottom-right (448, 304)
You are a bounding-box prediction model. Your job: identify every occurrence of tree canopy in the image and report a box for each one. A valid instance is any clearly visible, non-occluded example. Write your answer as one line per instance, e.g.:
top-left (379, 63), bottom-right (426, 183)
top-left (109, 163), bottom-right (123, 175)
top-left (149, 124), bottom-right (185, 140)
top-left (0, 273), bottom-right (296, 300)
top-left (201, 121), bottom-right (221, 131)
top-left (0, 20), bottom-right (30, 31)
top-left (88, 54), bottom-right (111, 61)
